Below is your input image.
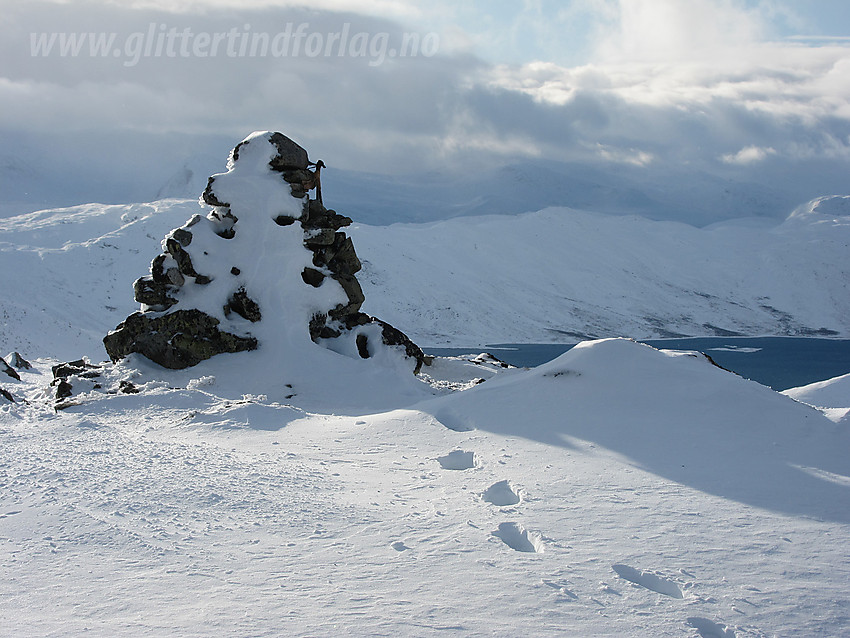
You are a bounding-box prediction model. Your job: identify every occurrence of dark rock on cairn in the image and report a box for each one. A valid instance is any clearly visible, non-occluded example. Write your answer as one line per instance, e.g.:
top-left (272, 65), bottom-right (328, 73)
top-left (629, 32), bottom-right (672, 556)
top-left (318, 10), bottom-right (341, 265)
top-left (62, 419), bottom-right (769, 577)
top-left (104, 131), bottom-right (427, 373)
top-left (105, 309), bottom-right (257, 370)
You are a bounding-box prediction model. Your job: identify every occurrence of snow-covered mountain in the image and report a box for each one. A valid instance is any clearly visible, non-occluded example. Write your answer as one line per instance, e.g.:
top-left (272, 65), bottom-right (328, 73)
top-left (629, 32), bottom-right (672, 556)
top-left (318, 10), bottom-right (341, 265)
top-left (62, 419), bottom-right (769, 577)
top-left (325, 159), bottom-right (797, 227)
top-left (0, 131), bottom-right (228, 219)
top-left (1, 196), bottom-right (848, 362)
top-left (3, 148), bottom-right (842, 227)
top-left (354, 199), bottom-right (850, 345)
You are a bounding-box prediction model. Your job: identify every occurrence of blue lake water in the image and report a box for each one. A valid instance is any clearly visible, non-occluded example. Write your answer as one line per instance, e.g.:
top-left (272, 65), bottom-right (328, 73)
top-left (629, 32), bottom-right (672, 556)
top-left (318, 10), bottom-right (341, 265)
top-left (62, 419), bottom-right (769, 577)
top-left (426, 337), bottom-right (850, 391)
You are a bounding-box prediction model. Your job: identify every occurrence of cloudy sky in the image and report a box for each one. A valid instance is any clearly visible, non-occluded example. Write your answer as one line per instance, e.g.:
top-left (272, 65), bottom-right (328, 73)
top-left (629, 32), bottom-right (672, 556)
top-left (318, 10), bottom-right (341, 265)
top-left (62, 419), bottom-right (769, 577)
top-left (2, 0), bottom-right (850, 220)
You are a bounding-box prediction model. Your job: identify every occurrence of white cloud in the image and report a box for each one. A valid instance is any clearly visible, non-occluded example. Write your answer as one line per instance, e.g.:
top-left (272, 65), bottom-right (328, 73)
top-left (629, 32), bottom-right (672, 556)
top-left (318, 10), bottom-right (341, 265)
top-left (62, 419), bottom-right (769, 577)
top-left (595, 143), bottom-right (654, 166)
top-left (2, 0), bottom-right (850, 220)
top-left (595, 0), bottom-right (767, 64)
top-left (721, 145), bottom-right (776, 165)
top-left (481, 34), bottom-right (850, 168)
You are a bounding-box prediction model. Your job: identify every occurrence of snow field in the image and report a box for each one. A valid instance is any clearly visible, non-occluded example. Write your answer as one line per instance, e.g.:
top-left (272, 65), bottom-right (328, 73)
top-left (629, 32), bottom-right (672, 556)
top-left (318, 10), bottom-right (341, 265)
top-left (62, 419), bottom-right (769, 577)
top-left (2, 339), bottom-right (849, 636)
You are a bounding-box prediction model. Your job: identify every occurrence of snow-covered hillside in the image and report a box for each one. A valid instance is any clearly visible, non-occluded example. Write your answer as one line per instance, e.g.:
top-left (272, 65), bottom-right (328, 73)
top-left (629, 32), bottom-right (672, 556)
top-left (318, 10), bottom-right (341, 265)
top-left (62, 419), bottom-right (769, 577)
top-left (2, 196), bottom-right (847, 361)
top-left (2, 338), bottom-right (849, 636)
top-left (353, 200), bottom-right (850, 345)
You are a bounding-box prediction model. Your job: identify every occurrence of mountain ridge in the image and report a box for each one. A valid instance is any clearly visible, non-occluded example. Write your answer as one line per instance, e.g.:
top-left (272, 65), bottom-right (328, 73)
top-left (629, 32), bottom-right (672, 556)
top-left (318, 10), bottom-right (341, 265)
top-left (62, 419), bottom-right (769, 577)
top-left (1, 196), bottom-right (848, 361)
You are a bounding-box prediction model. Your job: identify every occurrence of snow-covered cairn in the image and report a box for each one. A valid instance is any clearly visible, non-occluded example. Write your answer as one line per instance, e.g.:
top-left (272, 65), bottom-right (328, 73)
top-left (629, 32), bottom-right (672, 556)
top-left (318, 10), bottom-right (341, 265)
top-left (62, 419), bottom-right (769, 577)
top-left (104, 131), bottom-right (427, 373)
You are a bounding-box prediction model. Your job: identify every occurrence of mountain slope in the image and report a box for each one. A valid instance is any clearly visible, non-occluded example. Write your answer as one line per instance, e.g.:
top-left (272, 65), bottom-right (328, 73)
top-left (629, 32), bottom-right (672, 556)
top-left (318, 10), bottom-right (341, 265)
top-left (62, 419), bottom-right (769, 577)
top-left (1, 197), bottom-right (848, 363)
top-left (353, 201), bottom-right (850, 345)
top-left (325, 159), bottom-right (797, 227)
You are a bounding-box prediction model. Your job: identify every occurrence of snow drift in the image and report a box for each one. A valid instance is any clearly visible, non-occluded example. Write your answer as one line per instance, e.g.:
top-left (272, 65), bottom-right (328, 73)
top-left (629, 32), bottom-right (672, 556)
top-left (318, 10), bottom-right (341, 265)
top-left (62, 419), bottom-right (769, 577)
top-left (421, 338), bottom-right (850, 523)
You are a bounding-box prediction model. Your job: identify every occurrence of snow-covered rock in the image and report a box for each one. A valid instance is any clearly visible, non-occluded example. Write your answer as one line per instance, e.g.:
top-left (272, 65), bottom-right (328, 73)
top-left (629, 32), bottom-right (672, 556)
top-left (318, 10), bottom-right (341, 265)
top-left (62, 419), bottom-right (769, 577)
top-left (1, 356), bottom-right (20, 381)
top-left (5, 351), bottom-right (31, 370)
top-left (103, 132), bottom-right (426, 375)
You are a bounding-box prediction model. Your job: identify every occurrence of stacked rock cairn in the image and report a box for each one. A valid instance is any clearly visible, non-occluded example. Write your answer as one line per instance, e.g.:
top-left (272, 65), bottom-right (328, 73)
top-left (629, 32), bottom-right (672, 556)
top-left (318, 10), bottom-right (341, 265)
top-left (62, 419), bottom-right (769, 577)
top-left (103, 131), bottom-right (427, 373)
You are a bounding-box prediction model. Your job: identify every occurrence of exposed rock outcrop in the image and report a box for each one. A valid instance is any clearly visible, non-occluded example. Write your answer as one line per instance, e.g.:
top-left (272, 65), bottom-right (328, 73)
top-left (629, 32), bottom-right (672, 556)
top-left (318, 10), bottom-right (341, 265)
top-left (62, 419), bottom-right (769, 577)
top-left (6, 352), bottom-right (31, 370)
top-left (48, 358), bottom-right (102, 403)
top-left (1, 356), bottom-right (20, 381)
top-left (52, 359), bottom-right (101, 380)
top-left (104, 131), bottom-right (427, 374)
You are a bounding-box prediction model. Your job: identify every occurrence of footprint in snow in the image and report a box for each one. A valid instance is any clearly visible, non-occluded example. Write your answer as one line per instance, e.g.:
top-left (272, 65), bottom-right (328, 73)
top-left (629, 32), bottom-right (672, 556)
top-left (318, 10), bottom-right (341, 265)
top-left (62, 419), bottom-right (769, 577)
top-left (482, 480), bottom-right (521, 506)
top-left (437, 450), bottom-right (478, 470)
top-left (492, 522), bottom-right (544, 553)
top-left (686, 617), bottom-right (736, 638)
top-left (612, 564), bottom-right (683, 599)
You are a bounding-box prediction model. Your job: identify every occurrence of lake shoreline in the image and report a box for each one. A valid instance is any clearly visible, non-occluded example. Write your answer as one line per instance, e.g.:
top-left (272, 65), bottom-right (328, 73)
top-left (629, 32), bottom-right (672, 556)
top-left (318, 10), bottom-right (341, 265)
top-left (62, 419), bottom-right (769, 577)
top-left (425, 336), bottom-right (850, 391)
